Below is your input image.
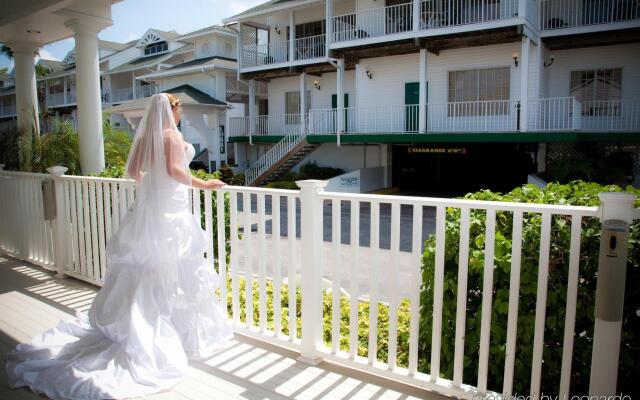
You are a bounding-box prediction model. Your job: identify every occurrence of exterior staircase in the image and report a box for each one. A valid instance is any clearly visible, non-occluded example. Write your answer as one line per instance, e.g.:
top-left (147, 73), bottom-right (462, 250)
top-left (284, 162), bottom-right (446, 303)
top-left (244, 121), bottom-right (320, 186)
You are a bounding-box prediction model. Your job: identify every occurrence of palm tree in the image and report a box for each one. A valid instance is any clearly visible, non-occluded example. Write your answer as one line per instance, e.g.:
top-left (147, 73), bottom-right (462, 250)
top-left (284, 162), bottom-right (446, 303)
top-left (0, 44), bottom-right (13, 59)
top-left (0, 44), bottom-right (48, 76)
top-left (0, 67), bottom-right (7, 76)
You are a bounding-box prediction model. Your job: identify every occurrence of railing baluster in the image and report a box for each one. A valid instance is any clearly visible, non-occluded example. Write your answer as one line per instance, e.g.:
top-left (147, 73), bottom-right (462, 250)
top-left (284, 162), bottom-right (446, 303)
top-left (257, 192), bottom-right (267, 332)
top-left (230, 192), bottom-right (240, 324)
top-left (503, 211), bottom-right (524, 396)
top-left (477, 209), bottom-right (496, 393)
top-left (287, 195), bottom-right (297, 340)
top-left (244, 192), bottom-right (254, 328)
top-left (368, 201), bottom-right (380, 365)
top-left (530, 212), bottom-right (552, 399)
top-left (408, 203), bottom-right (423, 375)
top-left (431, 205), bottom-right (447, 380)
top-left (331, 198), bottom-right (342, 354)
top-left (273, 195), bottom-right (282, 336)
top-left (388, 202), bottom-right (401, 369)
top-left (559, 215), bottom-right (583, 397)
top-left (349, 200), bottom-right (360, 359)
top-left (453, 207), bottom-right (470, 386)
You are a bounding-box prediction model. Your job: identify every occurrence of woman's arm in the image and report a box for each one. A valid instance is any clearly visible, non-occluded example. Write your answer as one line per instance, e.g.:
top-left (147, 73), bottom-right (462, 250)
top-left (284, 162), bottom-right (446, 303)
top-left (163, 131), bottom-right (225, 190)
top-left (126, 140), bottom-right (144, 182)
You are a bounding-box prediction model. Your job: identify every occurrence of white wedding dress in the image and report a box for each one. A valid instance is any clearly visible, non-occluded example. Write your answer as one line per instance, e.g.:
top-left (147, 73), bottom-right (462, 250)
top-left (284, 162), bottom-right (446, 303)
top-left (5, 124), bottom-right (233, 399)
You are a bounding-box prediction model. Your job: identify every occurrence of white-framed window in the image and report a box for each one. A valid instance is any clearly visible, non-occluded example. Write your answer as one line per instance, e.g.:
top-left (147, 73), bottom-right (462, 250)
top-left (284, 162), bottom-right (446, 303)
top-left (285, 91), bottom-right (311, 116)
top-left (570, 68), bottom-right (622, 116)
top-left (144, 41), bottom-right (168, 56)
top-left (448, 67), bottom-right (510, 115)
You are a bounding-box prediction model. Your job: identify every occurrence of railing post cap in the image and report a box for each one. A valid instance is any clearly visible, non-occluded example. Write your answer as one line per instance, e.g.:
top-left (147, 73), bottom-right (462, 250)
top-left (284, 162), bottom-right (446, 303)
top-left (47, 166), bottom-right (68, 176)
top-left (598, 192), bottom-right (637, 223)
top-left (296, 179), bottom-right (329, 189)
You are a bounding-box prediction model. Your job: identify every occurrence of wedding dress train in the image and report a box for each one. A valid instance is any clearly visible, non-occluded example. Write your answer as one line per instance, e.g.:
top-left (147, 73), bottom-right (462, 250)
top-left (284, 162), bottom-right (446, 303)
top-left (5, 138), bottom-right (233, 399)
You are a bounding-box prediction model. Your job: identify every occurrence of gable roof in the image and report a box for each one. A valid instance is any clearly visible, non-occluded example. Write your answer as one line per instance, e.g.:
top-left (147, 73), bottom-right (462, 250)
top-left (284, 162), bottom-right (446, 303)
top-left (136, 28), bottom-right (182, 48)
top-left (104, 84), bottom-right (227, 114)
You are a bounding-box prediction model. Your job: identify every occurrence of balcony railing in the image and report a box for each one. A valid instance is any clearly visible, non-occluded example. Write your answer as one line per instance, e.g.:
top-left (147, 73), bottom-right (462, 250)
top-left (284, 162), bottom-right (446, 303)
top-left (0, 102), bottom-right (16, 117)
top-left (332, 0), bottom-right (520, 43)
top-left (540, 0), bottom-right (640, 30)
top-left (136, 84), bottom-right (159, 98)
top-left (310, 101), bottom-right (519, 134)
top-left (1, 169), bottom-right (637, 399)
top-left (46, 92), bottom-right (66, 107)
top-left (230, 99), bottom-right (639, 136)
top-left (229, 114), bottom-right (307, 137)
top-left (580, 100), bottom-right (640, 131)
top-left (528, 97), bottom-right (581, 131)
top-left (111, 87), bottom-right (134, 103)
top-left (294, 34), bottom-right (326, 61)
top-left (420, 0), bottom-right (519, 29)
top-left (241, 40), bottom-right (289, 68)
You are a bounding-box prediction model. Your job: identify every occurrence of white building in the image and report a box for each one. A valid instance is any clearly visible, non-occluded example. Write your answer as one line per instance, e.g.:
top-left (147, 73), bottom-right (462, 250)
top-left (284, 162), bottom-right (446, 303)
top-left (223, 0), bottom-right (640, 192)
top-left (0, 25), bottom-right (267, 172)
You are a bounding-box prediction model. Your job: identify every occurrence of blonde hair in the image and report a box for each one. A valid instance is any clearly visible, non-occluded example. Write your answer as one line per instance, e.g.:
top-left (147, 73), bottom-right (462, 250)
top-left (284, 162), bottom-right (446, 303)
top-left (163, 93), bottom-right (180, 110)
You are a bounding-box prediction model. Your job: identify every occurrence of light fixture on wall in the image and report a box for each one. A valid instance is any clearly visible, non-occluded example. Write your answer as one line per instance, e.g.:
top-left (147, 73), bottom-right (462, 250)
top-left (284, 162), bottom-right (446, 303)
top-left (544, 54), bottom-right (555, 67)
top-left (274, 26), bottom-right (281, 35)
top-left (365, 69), bottom-right (373, 79)
top-left (314, 80), bottom-right (321, 90)
top-left (512, 52), bottom-right (519, 67)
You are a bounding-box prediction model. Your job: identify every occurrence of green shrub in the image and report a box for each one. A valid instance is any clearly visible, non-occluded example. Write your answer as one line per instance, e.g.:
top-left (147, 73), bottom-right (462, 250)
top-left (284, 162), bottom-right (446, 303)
top-left (419, 181), bottom-right (640, 395)
top-left (298, 162), bottom-right (344, 180)
top-left (265, 180), bottom-right (298, 190)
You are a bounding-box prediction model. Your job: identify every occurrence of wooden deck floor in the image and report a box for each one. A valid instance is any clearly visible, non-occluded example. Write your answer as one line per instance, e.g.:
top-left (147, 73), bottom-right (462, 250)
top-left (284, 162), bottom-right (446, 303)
top-left (0, 255), bottom-right (443, 400)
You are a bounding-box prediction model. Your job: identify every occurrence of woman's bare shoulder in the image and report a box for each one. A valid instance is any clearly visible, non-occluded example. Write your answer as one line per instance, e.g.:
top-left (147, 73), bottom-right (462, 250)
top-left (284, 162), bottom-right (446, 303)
top-left (163, 129), bottom-right (184, 142)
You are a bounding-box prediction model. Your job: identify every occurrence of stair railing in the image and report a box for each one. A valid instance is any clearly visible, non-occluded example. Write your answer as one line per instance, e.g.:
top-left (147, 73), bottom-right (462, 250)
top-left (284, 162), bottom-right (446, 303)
top-left (245, 115), bottom-right (308, 185)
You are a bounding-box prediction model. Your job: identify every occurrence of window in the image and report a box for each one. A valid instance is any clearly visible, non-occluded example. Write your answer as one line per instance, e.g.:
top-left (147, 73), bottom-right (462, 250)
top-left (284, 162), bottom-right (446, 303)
top-left (144, 41), bottom-right (168, 56)
top-left (570, 68), bottom-right (622, 116)
top-left (448, 67), bottom-right (510, 115)
top-left (285, 91), bottom-right (311, 120)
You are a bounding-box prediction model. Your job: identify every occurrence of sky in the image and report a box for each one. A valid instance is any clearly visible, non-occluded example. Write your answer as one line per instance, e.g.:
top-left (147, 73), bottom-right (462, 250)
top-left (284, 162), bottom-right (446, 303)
top-left (0, 0), bottom-right (264, 69)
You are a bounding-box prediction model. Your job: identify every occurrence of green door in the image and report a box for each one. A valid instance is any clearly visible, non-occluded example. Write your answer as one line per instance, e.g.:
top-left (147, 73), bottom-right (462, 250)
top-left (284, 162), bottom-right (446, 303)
top-left (332, 93), bottom-right (349, 133)
top-left (404, 82), bottom-right (420, 132)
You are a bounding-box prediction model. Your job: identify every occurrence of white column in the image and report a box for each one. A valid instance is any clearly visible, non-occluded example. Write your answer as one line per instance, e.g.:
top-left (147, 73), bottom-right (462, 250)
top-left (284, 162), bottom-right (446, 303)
top-left (589, 192), bottom-right (637, 396)
top-left (336, 58), bottom-right (345, 146)
top-left (325, 0), bottom-right (333, 57)
top-left (296, 179), bottom-right (329, 365)
top-left (300, 72), bottom-right (307, 135)
top-left (11, 41), bottom-right (40, 134)
top-left (419, 48), bottom-right (428, 133)
top-left (132, 71), bottom-right (137, 99)
top-left (67, 19), bottom-right (107, 174)
top-left (289, 10), bottom-right (295, 63)
top-left (413, 0), bottom-right (421, 31)
top-left (248, 79), bottom-right (256, 145)
top-left (63, 76), bottom-right (68, 104)
top-left (519, 37), bottom-right (530, 132)
top-left (215, 70), bottom-right (227, 102)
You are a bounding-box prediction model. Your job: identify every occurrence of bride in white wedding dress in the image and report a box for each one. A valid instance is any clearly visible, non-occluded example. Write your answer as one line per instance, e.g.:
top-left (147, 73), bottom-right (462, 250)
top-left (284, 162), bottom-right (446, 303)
top-left (5, 93), bottom-right (233, 399)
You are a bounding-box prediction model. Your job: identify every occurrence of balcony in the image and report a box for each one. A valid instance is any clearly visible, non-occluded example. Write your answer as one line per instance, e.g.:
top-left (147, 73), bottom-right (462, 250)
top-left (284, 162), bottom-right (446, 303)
top-left (1, 169), bottom-right (637, 399)
top-left (229, 114), bottom-right (308, 137)
top-left (230, 98), bottom-right (640, 137)
top-left (540, 0), bottom-right (640, 31)
top-left (241, 34), bottom-right (327, 70)
top-left (0, 102), bottom-right (16, 117)
top-left (332, 0), bottom-right (522, 45)
top-left (136, 84), bottom-right (159, 98)
top-left (111, 87), bottom-right (134, 103)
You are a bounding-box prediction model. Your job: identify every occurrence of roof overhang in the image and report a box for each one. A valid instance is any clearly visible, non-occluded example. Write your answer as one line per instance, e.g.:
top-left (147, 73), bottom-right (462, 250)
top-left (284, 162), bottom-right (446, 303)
top-left (176, 27), bottom-right (236, 42)
top-left (222, 0), bottom-right (323, 24)
top-left (136, 61), bottom-right (237, 80)
top-left (0, 0), bottom-right (120, 47)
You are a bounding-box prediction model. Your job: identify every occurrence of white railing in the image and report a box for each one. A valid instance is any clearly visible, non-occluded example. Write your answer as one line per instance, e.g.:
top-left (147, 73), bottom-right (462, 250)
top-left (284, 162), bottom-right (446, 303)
top-left (420, 0), bottom-right (519, 29)
top-left (333, 2), bottom-right (414, 42)
top-left (136, 84), bottom-right (159, 98)
top-left (241, 40), bottom-right (289, 68)
top-left (4, 170), bottom-right (637, 399)
top-left (244, 120), bottom-right (307, 184)
top-left (0, 170), bottom-right (56, 269)
top-left (229, 114), bottom-right (307, 137)
top-left (528, 97), bottom-right (581, 131)
top-left (68, 91), bottom-right (77, 104)
top-left (426, 100), bottom-right (520, 131)
top-left (226, 79), bottom-right (268, 95)
top-left (0, 102), bottom-right (16, 117)
top-left (580, 100), bottom-right (640, 131)
top-left (46, 92), bottom-right (66, 107)
top-left (540, 0), bottom-right (640, 30)
top-left (295, 34), bottom-right (326, 61)
top-left (111, 87), bottom-right (134, 103)
top-left (310, 105), bottom-right (419, 134)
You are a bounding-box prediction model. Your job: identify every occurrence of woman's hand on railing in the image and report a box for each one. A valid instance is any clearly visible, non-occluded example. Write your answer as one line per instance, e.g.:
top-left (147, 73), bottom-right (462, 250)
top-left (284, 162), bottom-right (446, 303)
top-left (205, 179), bottom-right (226, 190)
